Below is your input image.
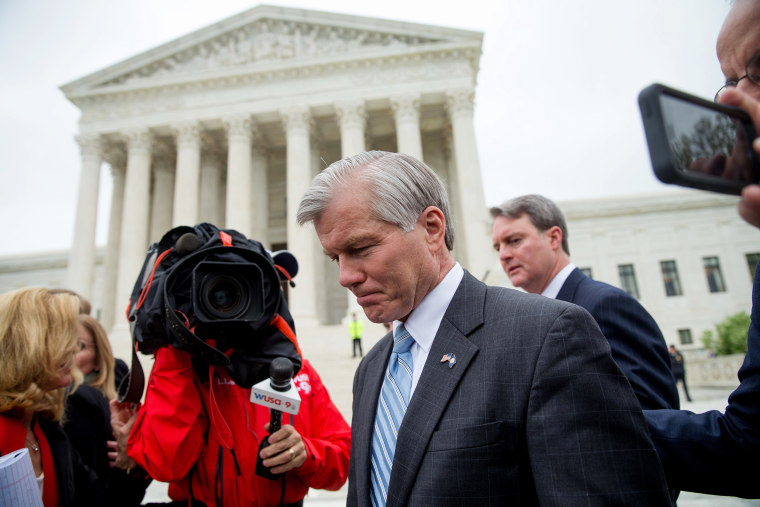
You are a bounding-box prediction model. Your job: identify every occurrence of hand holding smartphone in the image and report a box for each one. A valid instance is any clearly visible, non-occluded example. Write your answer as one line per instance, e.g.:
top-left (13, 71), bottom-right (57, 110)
top-left (638, 83), bottom-right (760, 195)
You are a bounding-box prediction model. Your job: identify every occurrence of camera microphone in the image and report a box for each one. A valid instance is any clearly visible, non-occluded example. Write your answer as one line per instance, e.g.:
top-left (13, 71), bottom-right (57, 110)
top-left (253, 357), bottom-right (301, 480)
top-left (271, 250), bottom-right (298, 288)
top-left (174, 232), bottom-right (200, 257)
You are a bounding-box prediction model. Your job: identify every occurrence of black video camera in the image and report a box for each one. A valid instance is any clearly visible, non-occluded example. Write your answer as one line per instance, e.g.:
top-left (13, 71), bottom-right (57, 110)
top-left (125, 223), bottom-right (302, 392)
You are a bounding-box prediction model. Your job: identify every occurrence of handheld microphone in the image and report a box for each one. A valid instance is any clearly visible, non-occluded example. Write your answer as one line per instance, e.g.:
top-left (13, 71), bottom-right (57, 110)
top-left (253, 357), bottom-right (301, 480)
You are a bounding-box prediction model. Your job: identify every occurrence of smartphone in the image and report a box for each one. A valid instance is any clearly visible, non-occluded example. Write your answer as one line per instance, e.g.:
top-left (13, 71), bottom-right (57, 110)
top-left (638, 83), bottom-right (760, 195)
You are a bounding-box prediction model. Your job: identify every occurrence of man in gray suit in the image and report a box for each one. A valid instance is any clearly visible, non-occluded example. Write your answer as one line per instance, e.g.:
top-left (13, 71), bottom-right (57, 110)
top-left (297, 151), bottom-right (670, 506)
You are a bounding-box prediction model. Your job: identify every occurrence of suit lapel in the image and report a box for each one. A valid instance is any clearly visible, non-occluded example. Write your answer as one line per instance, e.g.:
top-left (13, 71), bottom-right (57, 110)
top-left (386, 271), bottom-right (485, 506)
top-left (556, 267), bottom-right (582, 302)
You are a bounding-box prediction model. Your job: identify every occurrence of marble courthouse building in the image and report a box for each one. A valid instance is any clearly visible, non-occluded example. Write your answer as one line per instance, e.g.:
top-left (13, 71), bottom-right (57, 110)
top-left (59, 5), bottom-right (492, 353)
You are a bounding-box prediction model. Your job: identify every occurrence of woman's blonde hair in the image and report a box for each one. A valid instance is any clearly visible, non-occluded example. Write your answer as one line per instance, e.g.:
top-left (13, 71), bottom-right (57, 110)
top-left (0, 287), bottom-right (80, 421)
top-left (78, 314), bottom-right (117, 400)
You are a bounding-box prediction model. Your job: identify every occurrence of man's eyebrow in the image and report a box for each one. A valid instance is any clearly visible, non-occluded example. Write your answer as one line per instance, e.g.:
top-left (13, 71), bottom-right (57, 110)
top-left (322, 234), bottom-right (373, 256)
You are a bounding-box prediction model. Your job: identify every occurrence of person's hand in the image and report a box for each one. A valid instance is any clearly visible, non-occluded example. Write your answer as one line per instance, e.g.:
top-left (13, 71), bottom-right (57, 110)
top-left (109, 399), bottom-right (140, 470)
top-left (107, 439), bottom-right (118, 467)
top-left (719, 88), bottom-right (760, 228)
top-left (258, 423), bottom-right (307, 474)
top-left (739, 184), bottom-right (760, 228)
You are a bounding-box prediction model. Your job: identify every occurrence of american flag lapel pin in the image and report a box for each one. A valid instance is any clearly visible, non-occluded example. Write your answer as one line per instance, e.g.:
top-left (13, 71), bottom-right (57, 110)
top-left (440, 353), bottom-right (456, 368)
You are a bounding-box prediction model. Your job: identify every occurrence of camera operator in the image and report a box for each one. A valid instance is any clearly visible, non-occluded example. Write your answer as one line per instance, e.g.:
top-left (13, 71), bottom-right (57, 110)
top-left (123, 347), bottom-right (349, 506)
top-left (643, 0), bottom-right (760, 497)
top-left (111, 227), bottom-right (350, 507)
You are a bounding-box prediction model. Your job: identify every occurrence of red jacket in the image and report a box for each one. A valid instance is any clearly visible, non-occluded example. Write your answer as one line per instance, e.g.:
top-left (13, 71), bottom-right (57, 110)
top-left (127, 347), bottom-right (350, 506)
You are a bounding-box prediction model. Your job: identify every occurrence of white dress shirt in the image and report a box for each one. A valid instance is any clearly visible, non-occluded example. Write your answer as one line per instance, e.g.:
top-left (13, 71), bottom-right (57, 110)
top-left (392, 262), bottom-right (464, 398)
top-left (540, 263), bottom-right (576, 299)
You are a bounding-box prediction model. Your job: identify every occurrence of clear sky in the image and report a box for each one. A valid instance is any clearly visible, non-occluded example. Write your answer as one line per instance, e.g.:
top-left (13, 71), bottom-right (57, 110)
top-left (0, 0), bottom-right (733, 256)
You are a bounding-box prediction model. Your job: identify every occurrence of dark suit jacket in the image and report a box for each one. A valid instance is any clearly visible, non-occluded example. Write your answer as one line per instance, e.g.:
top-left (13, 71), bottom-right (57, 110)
top-left (347, 271), bottom-right (670, 506)
top-left (645, 263), bottom-right (760, 498)
top-left (556, 268), bottom-right (679, 411)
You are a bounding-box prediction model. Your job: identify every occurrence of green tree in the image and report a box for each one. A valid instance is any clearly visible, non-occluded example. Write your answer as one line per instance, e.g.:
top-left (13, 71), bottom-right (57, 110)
top-left (701, 311), bottom-right (751, 355)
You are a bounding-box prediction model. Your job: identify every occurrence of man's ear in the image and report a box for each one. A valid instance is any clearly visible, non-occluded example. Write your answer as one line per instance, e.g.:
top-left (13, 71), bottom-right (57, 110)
top-left (547, 225), bottom-right (563, 251)
top-left (420, 206), bottom-right (446, 248)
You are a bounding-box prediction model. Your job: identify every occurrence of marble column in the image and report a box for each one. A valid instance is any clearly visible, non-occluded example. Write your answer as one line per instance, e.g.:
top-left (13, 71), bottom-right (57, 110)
top-left (282, 106), bottom-right (319, 325)
top-left (225, 115), bottom-right (253, 237)
top-left (392, 94), bottom-right (423, 160)
top-left (446, 88), bottom-right (491, 279)
top-left (113, 129), bottom-right (153, 348)
top-left (199, 134), bottom-right (224, 227)
top-left (309, 137), bottom-right (330, 320)
top-left (67, 134), bottom-right (103, 299)
top-left (172, 121), bottom-right (201, 227)
top-left (335, 100), bottom-right (366, 158)
top-left (149, 140), bottom-right (175, 242)
top-left (335, 101), bottom-right (366, 317)
top-left (250, 140), bottom-right (269, 246)
top-left (100, 147), bottom-right (126, 331)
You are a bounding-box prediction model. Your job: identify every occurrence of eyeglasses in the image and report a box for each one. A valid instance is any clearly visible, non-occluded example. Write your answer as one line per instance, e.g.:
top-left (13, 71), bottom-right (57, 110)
top-left (715, 51), bottom-right (760, 102)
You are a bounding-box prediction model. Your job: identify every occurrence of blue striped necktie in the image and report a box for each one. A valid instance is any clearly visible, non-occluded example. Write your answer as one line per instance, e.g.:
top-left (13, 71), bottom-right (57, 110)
top-left (370, 324), bottom-right (414, 507)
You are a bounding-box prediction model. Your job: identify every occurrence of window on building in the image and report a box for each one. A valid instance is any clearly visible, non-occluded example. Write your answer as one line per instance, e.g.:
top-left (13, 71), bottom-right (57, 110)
top-left (678, 329), bottom-right (693, 345)
top-left (747, 252), bottom-right (760, 277)
top-left (579, 267), bottom-right (593, 279)
top-left (703, 256), bottom-right (727, 293)
top-left (660, 260), bottom-right (683, 297)
top-left (618, 264), bottom-right (640, 299)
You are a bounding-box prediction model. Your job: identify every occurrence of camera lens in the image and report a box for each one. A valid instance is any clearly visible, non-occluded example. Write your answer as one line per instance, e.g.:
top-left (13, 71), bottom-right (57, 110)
top-left (205, 276), bottom-right (244, 315)
top-left (192, 260), bottom-right (266, 324)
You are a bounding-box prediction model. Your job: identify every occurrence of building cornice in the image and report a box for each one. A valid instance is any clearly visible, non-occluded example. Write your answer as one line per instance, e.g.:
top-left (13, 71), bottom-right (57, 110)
top-left (558, 190), bottom-right (740, 220)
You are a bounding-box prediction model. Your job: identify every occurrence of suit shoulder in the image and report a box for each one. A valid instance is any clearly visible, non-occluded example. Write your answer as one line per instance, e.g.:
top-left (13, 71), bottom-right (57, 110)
top-left (485, 284), bottom-right (583, 316)
top-left (574, 276), bottom-right (640, 305)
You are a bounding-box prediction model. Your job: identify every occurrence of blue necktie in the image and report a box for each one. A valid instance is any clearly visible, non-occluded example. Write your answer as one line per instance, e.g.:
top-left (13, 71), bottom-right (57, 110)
top-left (370, 324), bottom-right (414, 507)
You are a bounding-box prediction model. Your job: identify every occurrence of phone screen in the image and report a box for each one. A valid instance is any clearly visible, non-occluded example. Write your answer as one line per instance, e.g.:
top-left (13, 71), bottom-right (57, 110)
top-left (639, 83), bottom-right (759, 195)
top-left (659, 93), bottom-right (755, 185)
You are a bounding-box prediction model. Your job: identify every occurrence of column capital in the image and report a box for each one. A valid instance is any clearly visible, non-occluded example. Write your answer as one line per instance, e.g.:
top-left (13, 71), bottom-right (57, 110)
top-left (223, 114), bottom-right (253, 140)
top-left (335, 100), bottom-right (366, 129)
top-left (75, 133), bottom-right (103, 159)
top-left (280, 106), bottom-right (312, 134)
top-left (124, 128), bottom-right (154, 152)
top-left (173, 121), bottom-right (202, 147)
top-left (445, 88), bottom-right (476, 118)
top-left (390, 94), bottom-right (420, 122)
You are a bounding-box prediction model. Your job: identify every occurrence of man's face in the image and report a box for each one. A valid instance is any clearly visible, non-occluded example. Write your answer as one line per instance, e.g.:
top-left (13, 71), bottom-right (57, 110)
top-left (717, 0), bottom-right (760, 102)
top-left (315, 183), bottom-right (437, 323)
top-left (491, 214), bottom-right (560, 294)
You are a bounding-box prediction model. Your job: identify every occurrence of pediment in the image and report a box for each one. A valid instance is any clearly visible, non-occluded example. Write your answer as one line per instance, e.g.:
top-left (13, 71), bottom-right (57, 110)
top-left (61, 4), bottom-right (482, 98)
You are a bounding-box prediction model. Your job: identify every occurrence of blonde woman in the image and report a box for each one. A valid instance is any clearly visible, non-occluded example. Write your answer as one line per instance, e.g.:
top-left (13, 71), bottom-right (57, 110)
top-left (0, 287), bottom-right (99, 505)
top-left (75, 314), bottom-right (117, 401)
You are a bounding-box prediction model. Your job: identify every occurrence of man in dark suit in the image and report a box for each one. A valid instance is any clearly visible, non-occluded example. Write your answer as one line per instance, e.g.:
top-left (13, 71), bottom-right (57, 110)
top-left (644, 0), bottom-right (760, 495)
top-left (297, 151), bottom-right (670, 505)
top-left (490, 194), bottom-right (679, 411)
